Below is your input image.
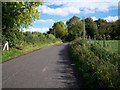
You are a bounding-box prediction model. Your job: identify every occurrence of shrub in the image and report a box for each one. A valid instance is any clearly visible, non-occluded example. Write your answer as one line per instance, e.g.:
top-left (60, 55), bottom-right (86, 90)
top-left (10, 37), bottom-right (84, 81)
top-left (69, 39), bottom-right (120, 88)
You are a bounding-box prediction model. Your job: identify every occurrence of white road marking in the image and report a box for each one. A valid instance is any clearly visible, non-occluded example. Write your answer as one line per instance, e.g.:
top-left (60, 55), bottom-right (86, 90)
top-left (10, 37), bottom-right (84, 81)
top-left (42, 66), bottom-right (47, 72)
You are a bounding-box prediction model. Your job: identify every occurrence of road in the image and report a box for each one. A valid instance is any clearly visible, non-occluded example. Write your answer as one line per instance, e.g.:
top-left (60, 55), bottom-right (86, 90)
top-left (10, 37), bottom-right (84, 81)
top-left (2, 43), bottom-right (81, 88)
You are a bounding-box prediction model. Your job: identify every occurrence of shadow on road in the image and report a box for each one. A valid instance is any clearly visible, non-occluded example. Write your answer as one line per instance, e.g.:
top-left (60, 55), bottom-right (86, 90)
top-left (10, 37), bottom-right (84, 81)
top-left (55, 43), bottom-right (83, 89)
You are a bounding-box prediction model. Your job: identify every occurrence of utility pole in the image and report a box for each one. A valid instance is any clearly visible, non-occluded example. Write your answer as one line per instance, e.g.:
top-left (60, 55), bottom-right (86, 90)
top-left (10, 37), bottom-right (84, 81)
top-left (83, 18), bottom-right (86, 40)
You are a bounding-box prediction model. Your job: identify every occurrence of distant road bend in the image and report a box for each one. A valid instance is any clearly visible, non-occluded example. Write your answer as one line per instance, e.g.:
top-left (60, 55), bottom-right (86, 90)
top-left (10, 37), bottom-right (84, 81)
top-left (2, 43), bottom-right (81, 88)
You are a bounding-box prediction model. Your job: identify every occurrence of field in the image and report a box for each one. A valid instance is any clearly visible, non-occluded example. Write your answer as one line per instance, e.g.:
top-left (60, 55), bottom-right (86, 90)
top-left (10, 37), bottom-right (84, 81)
top-left (90, 40), bottom-right (120, 53)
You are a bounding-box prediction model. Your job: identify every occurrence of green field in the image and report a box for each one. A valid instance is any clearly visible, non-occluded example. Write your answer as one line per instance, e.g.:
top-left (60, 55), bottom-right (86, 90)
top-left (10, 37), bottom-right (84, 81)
top-left (90, 40), bottom-right (120, 53)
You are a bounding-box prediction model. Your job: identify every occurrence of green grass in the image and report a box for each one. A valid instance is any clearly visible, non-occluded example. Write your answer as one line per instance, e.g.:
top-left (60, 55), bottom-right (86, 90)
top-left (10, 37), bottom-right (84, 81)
top-left (2, 41), bottom-right (62, 62)
top-left (90, 40), bottom-right (120, 53)
top-left (105, 40), bottom-right (119, 53)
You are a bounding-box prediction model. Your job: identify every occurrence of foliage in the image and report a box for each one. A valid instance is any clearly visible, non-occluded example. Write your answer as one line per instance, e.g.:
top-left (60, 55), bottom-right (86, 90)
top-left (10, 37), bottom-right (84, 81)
top-left (46, 34), bottom-right (56, 40)
top-left (24, 31), bottom-right (34, 44)
top-left (109, 20), bottom-right (120, 39)
top-left (47, 16), bottom-right (119, 41)
top-left (2, 2), bottom-right (42, 30)
top-left (2, 29), bottom-right (24, 48)
top-left (2, 2), bottom-right (43, 47)
top-left (48, 21), bottom-right (68, 39)
top-left (2, 31), bottom-right (62, 62)
top-left (85, 18), bottom-right (97, 38)
top-left (69, 38), bottom-right (120, 88)
top-left (66, 16), bottom-right (83, 41)
top-left (94, 19), bottom-right (120, 40)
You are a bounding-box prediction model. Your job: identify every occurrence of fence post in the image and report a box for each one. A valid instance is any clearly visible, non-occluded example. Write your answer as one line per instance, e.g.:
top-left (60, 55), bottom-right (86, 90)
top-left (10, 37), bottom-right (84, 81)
top-left (118, 40), bottom-right (120, 54)
top-left (103, 35), bottom-right (106, 47)
top-left (3, 41), bottom-right (9, 51)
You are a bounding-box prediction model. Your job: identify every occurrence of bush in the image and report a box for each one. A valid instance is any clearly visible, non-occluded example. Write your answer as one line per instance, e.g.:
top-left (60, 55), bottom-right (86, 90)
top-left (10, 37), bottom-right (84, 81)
top-left (24, 31), bottom-right (34, 44)
top-left (2, 29), bottom-right (24, 48)
top-left (96, 60), bottom-right (119, 88)
top-left (69, 39), bottom-right (120, 88)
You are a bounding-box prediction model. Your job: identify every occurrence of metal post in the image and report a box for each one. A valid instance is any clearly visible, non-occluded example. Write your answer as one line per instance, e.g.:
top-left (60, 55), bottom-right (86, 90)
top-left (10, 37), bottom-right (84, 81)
top-left (3, 41), bottom-right (9, 51)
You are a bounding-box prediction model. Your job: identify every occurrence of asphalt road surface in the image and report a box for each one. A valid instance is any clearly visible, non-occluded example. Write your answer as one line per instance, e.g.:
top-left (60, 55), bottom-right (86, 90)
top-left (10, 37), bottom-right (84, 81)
top-left (2, 43), bottom-right (81, 88)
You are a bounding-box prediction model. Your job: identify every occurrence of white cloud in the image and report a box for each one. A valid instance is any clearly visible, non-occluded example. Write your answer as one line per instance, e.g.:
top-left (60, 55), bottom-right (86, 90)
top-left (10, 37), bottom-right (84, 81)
top-left (45, 0), bottom-right (68, 5)
top-left (63, 1), bottom-right (117, 13)
top-left (36, 19), bottom-right (56, 23)
top-left (39, 27), bottom-right (49, 33)
top-left (39, 5), bottom-right (80, 16)
top-left (91, 17), bottom-right (98, 21)
top-left (38, 0), bottom-right (119, 16)
top-left (23, 27), bottom-right (49, 33)
top-left (45, 0), bottom-right (119, 5)
top-left (91, 16), bottom-right (118, 22)
top-left (104, 16), bottom-right (118, 22)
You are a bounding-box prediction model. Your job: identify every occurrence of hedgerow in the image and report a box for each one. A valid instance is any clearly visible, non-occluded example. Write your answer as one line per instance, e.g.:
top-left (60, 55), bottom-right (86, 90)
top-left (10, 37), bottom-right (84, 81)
top-left (69, 38), bottom-right (120, 88)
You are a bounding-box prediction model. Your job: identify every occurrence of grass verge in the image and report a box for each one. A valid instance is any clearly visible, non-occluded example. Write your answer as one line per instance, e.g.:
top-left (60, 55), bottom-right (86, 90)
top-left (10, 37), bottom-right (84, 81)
top-left (2, 41), bottom-right (62, 62)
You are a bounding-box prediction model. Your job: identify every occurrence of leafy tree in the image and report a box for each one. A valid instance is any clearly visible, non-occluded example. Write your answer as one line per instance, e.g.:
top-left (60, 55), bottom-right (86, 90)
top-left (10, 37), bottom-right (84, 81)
top-left (85, 18), bottom-right (97, 39)
top-left (47, 28), bottom-right (54, 34)
top-left (109, 20), bottom-right (120, 39)
top-left (2, 2), bottom-right (43, 47)
top-left (32, 32), bottom-right (47, 43)
top-left (50, 21), bottom-right (68, 39)
top-left (2, 2), bottom-right (43, 30)
top-left (94, 18), bottom-right (120, 40)
top-left (94, 19), bottom-right (108, 39)
top-left (116, 19), bottom-right (120, 39)
top-left (66, 16), bottom-right (83, 41)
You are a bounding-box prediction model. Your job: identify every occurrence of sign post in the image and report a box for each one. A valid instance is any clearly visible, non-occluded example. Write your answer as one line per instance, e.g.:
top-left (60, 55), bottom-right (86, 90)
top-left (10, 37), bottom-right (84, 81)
top-left (3, 41), bottom-right (9, 51)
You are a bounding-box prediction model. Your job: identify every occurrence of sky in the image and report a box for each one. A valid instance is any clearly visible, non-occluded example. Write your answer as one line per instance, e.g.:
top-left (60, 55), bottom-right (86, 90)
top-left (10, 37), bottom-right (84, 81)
top-left (24, 0), bottom-right (119, 33)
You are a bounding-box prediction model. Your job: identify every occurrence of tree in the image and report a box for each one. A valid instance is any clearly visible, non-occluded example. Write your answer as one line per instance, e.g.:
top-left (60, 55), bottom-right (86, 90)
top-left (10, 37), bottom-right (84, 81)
top-left (66, 16), bottom-right (83, 41)
top-left (2, 2), bottom-right (43, 47)
top-left (116, 19), bottom-right (120, 39)
top-left (109, 20), bottom-right (120, 39)
top-left (2, 2), bottom-right (43, 31)
top-left (85, 18), bottom-right (97, 39)
top-left (49, 21), bottom-right (68, 39)
top-left (94, 19), bottom-right (108, 39)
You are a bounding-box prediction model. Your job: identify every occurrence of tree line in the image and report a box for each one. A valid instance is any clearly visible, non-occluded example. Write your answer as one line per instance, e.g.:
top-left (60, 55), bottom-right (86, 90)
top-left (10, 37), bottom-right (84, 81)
top-left (2, 2), bottom-right (120, 49)
top-left (47, 16), bottom-right (120, 41)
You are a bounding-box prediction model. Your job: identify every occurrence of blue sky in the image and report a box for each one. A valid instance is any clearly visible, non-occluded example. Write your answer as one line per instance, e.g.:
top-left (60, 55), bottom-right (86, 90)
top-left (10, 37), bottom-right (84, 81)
top-left (24, 0), bottom-right (119, 33)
